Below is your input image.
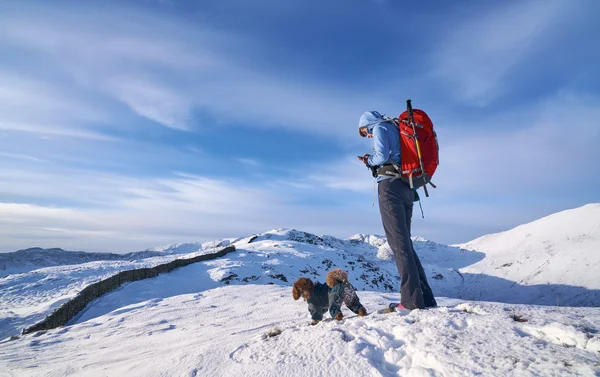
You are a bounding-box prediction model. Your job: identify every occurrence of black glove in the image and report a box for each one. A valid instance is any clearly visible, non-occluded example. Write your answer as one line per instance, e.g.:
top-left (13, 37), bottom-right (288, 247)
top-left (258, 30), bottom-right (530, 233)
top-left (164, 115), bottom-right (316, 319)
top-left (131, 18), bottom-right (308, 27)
top-left (370, 165), bottom-right (378, 178)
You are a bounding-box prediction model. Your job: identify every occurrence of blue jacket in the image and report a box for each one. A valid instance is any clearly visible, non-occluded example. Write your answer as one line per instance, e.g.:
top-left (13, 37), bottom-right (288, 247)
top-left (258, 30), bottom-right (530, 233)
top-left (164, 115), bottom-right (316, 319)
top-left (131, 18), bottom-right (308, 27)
top-left (359, 111), bottom-right (401, 182)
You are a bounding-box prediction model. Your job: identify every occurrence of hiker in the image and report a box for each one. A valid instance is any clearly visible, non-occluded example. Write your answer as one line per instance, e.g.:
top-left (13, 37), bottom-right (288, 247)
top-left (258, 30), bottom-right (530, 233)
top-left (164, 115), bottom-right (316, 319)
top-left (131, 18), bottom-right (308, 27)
top-left (358, 110), bottom-right (437, 310)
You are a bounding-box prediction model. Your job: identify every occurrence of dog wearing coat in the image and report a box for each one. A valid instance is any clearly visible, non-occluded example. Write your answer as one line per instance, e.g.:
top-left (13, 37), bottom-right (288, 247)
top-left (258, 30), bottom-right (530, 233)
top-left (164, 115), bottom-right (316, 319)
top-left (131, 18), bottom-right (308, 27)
top-left (292, 268), bottom-right (367, 324)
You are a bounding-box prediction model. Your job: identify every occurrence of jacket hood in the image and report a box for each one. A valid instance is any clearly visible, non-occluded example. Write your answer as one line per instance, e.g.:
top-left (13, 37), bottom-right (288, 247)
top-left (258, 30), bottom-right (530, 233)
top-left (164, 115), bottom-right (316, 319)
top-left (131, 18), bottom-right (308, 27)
top-left (358, 111), bottom-right (384, 132)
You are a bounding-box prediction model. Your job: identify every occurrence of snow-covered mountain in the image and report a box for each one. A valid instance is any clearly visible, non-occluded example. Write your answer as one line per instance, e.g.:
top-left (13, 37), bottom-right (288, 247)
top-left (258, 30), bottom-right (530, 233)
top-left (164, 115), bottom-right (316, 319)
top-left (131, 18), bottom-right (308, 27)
top-left (145, 237), bottom-right (238, 254)
top-left (457, 204), bottom-right (600, 306)
top-left (2, 204), bottom-right (599, 343)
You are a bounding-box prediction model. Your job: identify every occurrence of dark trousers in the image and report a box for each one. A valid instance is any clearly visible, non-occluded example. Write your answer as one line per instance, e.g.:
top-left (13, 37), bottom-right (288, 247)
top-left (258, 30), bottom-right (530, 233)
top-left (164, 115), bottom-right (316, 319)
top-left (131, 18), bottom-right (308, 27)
top-left (378, 179), bottom-right (437, 309)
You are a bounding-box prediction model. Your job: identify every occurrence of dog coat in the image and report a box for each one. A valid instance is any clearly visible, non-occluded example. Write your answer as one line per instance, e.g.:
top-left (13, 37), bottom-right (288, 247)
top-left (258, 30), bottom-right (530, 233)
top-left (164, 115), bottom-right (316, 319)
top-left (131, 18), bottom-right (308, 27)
top-left (307, 281), bottom-right (365, 320)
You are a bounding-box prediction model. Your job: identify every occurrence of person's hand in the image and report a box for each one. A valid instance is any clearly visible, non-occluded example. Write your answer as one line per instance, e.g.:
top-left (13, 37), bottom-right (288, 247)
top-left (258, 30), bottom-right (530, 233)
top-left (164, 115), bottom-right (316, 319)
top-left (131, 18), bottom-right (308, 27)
top-left (357, 154), bottom-right (371, 166)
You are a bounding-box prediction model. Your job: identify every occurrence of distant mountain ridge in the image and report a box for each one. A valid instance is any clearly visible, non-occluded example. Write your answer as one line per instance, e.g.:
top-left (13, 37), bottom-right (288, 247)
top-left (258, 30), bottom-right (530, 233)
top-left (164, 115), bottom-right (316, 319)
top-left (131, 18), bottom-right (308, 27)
top-left (1, 247), bottom-right (124, 278)
top-left (2, 204), bottom-right (599, 307)
top-left (0, 240), bottom-right (232, 278)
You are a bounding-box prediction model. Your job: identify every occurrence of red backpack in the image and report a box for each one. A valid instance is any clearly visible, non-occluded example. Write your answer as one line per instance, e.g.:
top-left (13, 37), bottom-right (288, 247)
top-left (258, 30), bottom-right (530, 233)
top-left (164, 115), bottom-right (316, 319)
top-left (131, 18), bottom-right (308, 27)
top-left (379, 100), bottom-right (439, 197)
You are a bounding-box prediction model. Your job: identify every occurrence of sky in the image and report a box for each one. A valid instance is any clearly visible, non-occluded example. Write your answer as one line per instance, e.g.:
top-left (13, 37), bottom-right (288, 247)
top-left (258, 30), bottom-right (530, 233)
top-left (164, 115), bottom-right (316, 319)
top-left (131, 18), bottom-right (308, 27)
top-left (0, 0), bottom-right (599, 253)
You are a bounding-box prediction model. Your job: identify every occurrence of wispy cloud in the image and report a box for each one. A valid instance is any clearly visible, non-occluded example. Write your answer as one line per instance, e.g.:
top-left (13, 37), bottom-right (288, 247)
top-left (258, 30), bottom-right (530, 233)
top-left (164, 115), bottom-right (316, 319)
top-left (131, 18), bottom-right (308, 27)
top-left (0, 3), bottom-right (393, 136)
top-left (0, 6), bottom-right (218, 131)
top-left (432, 0), bottom-right (565, 104)
top-left (0, 168), bottom-right (381, 252)
top-left (0, 73), bottom-right (113, 139)
top-left (237, 158), bottom-right (261, 167)
top-left (0, 73), bottom-right (100, 120)
top-left (0, 152), bottom-right (46, 163)
top-left (105, 77), bottom-right (192, 130)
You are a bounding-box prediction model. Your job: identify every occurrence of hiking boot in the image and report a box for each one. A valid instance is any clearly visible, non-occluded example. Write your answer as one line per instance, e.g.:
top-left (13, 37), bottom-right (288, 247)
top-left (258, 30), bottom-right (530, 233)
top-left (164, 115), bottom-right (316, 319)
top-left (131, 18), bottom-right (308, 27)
top-left (358, 307), bottom-right (367, 316)
top-left (383, 302), bottom-right (411, 313)
top-left (394, 303), bottom-right (411, 311)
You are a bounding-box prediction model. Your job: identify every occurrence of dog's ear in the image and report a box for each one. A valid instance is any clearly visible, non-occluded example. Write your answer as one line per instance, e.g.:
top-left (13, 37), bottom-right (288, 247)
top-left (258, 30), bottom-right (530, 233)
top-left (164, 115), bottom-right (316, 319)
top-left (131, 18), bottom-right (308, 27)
top-left (292, 282), bottom-right (301, 300)
top-left (302, 290), bottom-right (311, 300)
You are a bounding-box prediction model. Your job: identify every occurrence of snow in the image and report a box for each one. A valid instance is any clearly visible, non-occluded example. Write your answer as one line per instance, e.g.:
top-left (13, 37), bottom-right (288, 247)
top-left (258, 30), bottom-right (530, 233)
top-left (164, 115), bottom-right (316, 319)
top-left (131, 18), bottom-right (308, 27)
top-left (0, 249), bottom-right (223, 340)
top-left (1, 284), bottom-right (599, 376)
top-left (456, 204), bottom-right (600, 306)
top-left (1, 205), bottom-right (600, 376)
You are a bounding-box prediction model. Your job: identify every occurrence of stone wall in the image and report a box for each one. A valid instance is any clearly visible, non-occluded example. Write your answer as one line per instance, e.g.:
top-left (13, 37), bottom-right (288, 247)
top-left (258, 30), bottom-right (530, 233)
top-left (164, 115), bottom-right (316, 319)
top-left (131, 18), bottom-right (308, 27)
top-left (23, 245), bottom-right (236, 334)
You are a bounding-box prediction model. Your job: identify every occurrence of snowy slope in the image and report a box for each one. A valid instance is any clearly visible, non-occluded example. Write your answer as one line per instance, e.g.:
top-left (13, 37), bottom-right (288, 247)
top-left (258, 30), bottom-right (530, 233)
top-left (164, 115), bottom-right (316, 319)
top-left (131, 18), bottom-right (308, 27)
top-left (0, 248), bottom-right (227, 340)
top-left (2, 284), bottom-right (599, 377)
top-left (457, 204), bottom-right (600, 306)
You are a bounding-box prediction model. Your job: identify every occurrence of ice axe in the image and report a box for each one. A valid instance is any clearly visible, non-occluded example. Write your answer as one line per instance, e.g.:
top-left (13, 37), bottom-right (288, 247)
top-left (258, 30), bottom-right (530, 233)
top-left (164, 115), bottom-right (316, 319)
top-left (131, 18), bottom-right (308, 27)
top-left (406, 99), bottom-right (430, 198)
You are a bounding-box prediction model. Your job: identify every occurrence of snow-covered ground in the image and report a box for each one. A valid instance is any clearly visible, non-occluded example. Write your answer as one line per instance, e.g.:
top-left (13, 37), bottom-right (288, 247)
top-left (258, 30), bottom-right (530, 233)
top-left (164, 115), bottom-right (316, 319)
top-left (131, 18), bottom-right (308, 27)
top-left (1, 205), bottom-right (599, 376)
top-left (1, 283), bottom-right (599, 376)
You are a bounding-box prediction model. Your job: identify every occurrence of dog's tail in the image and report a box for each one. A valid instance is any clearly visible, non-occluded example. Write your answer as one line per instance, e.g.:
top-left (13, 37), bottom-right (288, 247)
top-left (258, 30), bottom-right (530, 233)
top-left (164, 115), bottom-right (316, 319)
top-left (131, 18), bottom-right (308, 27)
top-left (326, 268), bottom-right (348, 288)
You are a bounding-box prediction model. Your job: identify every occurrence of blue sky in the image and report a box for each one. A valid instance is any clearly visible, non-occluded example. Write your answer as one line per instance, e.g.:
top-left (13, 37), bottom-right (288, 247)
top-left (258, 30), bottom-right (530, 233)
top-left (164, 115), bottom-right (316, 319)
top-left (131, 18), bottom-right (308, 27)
top-left (0, 0), bottom-right (599, 253)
